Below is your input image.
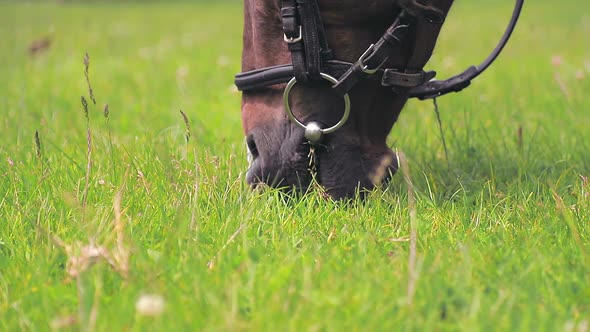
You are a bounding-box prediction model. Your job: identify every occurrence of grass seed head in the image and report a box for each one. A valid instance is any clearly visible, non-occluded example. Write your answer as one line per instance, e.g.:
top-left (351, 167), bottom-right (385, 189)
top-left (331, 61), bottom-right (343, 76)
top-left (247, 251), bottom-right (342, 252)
top-left (34, 131), bottom-right (42, 159)
top-left (83, 52), bottom-right (96, 105)
top-left (81, 96), bottom-right (89, 121)
top-left (83, 52), bottom-right (90, 71)
top-left (180, 110), bottom-right (191, 143)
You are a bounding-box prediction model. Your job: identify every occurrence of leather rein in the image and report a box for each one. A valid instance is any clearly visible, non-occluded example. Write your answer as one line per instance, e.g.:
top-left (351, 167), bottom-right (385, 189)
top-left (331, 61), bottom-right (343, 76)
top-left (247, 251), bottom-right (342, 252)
top-left (235, 0), bottom-right (524, 144)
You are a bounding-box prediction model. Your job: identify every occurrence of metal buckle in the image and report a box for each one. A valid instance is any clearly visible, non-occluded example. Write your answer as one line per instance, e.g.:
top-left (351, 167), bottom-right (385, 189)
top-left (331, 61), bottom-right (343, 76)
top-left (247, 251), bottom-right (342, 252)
top-left (283, 26), bottom-right (303, 44)
top-left (356, 44), bottom-right (387, 75)
top-left (283, 73), bottom-right (351, 144)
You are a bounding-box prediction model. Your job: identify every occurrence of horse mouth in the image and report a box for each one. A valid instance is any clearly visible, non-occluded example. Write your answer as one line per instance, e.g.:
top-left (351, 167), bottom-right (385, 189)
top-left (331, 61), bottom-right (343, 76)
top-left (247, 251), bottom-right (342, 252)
top-left (245, 132), bottom-right (313, 193)
top-left (312, 144), bottom-right (398, 199)
top-left (245, 136), bottom-right (397, 199)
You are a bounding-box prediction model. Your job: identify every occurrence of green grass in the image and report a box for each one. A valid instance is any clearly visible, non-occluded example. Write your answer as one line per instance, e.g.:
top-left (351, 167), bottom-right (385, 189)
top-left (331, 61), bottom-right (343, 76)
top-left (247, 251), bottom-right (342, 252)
top-left (1, 1), bottom-right (589, 331)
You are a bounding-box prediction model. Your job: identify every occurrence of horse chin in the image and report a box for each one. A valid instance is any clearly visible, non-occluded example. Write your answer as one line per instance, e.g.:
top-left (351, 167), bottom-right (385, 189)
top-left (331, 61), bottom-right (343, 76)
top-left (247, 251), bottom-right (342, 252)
top-left (317, 145), bottom-right (398, 200)
top-left (245, 159), bottom-right (312, 194)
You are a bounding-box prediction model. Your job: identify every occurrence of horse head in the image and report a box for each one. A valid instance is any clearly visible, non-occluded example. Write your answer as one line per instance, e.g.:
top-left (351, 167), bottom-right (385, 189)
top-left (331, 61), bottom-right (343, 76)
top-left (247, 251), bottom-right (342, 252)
top-left (239, 0), bottom-right (453, 199)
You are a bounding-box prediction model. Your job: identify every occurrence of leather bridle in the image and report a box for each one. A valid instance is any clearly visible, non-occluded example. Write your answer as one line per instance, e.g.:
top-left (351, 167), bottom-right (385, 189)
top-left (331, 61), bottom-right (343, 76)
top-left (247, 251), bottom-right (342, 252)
top-left (235, 0), bottom-right (524, 144)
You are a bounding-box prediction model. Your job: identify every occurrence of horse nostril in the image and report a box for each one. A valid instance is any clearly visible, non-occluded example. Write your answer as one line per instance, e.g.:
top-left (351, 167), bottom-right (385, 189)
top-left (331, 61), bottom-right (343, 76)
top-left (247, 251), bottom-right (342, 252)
top-left (246, 135), bottom-right (259, 160)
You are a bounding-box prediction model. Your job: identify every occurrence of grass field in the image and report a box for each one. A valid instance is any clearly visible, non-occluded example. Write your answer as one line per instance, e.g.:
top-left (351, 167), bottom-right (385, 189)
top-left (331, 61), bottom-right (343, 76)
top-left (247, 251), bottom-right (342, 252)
top-left (1, 1), bottom-right (589, 331)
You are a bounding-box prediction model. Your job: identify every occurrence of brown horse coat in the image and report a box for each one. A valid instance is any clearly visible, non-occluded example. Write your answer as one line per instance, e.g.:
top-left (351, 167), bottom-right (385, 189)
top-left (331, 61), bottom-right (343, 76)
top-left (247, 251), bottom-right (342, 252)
top-left (241, 0), bottom-right (453, 199)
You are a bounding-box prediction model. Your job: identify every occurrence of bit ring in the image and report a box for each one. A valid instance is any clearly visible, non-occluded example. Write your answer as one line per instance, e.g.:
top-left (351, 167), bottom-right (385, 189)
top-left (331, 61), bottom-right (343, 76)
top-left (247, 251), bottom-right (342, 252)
top-left (283, 72), bottom-right (351, 136)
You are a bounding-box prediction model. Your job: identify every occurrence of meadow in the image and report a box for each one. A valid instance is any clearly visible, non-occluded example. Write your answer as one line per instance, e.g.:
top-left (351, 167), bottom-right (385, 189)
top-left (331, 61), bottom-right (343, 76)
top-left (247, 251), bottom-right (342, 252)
top-left (0, 1), bottom-right (589, 331)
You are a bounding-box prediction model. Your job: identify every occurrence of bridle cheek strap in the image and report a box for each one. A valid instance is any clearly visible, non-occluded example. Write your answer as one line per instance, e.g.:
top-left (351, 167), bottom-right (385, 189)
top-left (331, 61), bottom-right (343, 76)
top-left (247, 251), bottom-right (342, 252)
top-left (281, 0), bottom-right (332, 83)
top-left (281, 0), bottom-right (307, 82)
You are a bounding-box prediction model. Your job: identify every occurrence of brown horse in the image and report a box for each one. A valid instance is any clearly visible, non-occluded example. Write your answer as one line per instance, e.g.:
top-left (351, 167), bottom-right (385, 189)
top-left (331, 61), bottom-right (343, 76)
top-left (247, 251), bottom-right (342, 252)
top-left (239, 0), bottom-right (454, 199)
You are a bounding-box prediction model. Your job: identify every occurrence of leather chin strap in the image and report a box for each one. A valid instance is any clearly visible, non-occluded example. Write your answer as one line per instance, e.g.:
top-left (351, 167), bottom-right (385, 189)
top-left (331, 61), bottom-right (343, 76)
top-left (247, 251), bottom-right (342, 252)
top-left (235, 0), bottom-right (524, 101)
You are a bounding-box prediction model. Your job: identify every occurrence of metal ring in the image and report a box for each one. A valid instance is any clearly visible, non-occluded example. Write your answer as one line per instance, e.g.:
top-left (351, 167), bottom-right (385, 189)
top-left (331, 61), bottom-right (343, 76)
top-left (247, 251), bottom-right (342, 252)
top-left (283, 72), bottom-right (351, 135)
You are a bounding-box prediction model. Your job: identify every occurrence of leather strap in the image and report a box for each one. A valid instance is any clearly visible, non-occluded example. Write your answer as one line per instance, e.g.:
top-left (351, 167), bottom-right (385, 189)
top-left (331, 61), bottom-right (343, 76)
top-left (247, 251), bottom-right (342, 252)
top-left (410, 0), bottom-right (524, 99)
top-left (281, 0), bottom-right (332, 82)
top-left (331, 10), bottom-right (416, 97)
top-left (239, 0), bottom-right (525, 100)
top-left (281, 0), bottom-right (307, 82)
top-left (236, 60), bottom-right (397, 91)
top-left (382, 69), bottom-right (436, 88)
top-left (401, 0), bottom-right (446, 24)
top-left (311, 1), bottom-right (333, 61)
top-left (400, 0), bottom-right (449, 94)
top-left (298, 0), bottom-right (322, 80)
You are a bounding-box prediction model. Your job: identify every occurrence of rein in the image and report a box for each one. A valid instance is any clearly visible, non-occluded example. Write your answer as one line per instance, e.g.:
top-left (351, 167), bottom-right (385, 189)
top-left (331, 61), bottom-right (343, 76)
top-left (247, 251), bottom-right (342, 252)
top-left (236, 0), bottom-right (524, 145)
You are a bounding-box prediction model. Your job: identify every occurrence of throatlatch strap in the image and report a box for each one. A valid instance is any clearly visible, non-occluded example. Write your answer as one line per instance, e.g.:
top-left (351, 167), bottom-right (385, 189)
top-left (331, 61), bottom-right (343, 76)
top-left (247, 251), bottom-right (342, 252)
top-left (402, 1), bottom-right (447, 79)
top-left (400, 0), bottom-right (446, 24)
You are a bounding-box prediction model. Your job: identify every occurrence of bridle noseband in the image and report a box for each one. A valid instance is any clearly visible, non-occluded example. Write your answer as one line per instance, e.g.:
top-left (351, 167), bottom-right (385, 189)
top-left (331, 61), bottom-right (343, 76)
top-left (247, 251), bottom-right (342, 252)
top-left (236, 0), bottom-right (524, 145)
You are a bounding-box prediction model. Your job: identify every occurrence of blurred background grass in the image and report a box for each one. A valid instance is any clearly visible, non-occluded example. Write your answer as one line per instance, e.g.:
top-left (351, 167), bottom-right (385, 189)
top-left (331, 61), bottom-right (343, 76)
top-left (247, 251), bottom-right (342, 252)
top-left (0, 1), bottom-right (589, 331)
